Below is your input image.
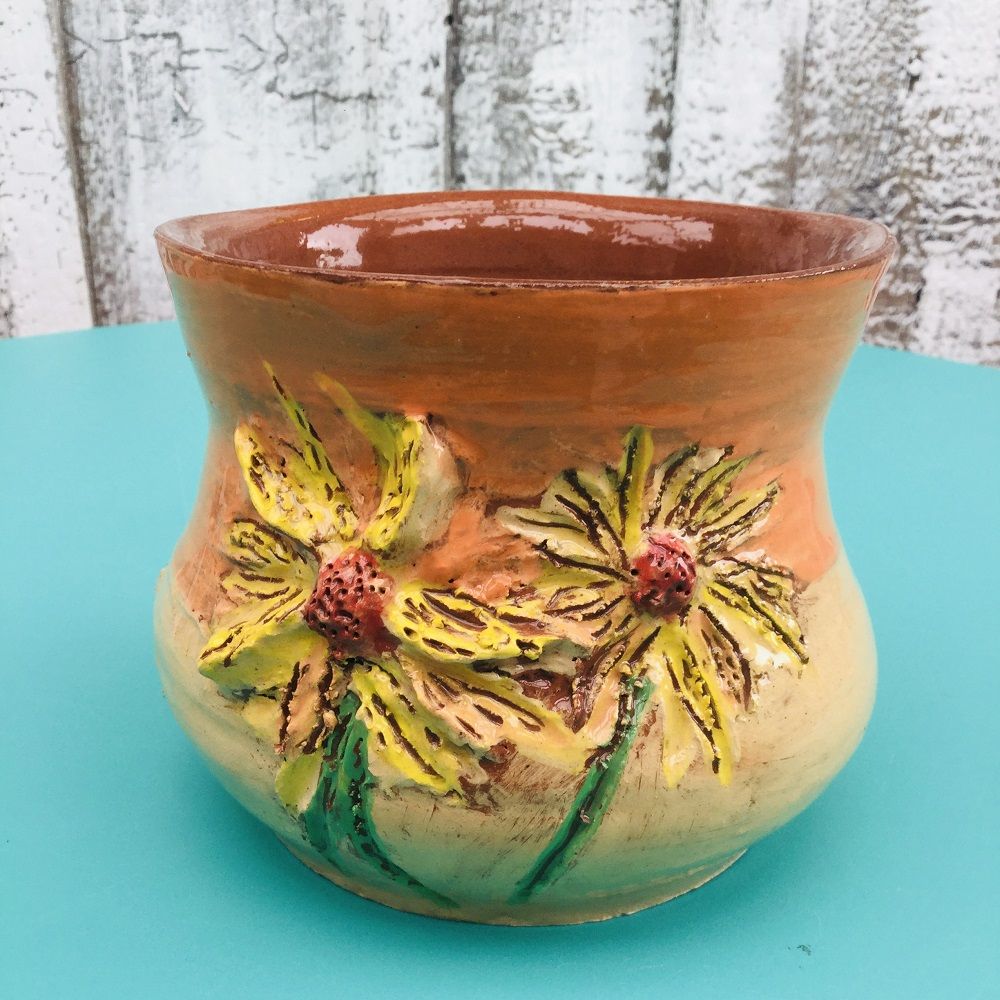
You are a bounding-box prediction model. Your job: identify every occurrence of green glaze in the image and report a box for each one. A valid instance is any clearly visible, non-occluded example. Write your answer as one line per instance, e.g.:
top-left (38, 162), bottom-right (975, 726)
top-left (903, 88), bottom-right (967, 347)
top-left (301, 692), bottom-right (456, 909)
top-left (512, 677), bottom-right (654, 901)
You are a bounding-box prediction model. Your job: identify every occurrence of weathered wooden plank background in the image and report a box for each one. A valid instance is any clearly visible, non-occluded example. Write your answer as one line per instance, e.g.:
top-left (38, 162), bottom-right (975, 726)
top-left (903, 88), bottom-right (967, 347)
top-left (2, 0), bottom-right (997, 364)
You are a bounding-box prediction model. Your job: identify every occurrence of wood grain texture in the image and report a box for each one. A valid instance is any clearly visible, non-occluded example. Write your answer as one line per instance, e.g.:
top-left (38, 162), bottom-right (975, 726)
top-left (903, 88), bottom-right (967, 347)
top-left (797, 0), bottom-right (999, 363)
top-left (667, 0), bottom-right (811, 207)
top-left (450, 0), bottom-right (679, 193)
top-left (60, 0), bottom-right (448, 325)
top-left (0, 0), bottom-right (91, 338)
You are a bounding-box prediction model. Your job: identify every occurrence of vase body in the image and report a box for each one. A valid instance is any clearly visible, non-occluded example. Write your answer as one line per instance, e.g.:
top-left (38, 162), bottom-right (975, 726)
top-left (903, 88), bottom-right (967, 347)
top-left (154, 192), bottom-right (893, 924)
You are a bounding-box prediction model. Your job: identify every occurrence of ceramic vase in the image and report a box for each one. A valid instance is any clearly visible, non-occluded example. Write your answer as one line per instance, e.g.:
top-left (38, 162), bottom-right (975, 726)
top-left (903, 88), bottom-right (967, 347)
top-left (154, 192), bottom-right (894, 924)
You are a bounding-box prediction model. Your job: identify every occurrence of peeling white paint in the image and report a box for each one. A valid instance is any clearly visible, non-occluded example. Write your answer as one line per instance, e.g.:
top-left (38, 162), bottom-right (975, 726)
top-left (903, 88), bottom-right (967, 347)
top-left (61, 0), bottom-right (448, 325)
top-left (668, 0), bottom-right (811, 206)
top-left (451, 0), bottom-right (678, 193)
top-left (0, 0), bottom-right (91, 337)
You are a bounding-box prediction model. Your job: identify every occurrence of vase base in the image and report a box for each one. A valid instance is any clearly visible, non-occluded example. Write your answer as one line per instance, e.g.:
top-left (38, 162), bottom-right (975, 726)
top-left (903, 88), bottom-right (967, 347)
top-left (281, 838), bottom-right (746, 926)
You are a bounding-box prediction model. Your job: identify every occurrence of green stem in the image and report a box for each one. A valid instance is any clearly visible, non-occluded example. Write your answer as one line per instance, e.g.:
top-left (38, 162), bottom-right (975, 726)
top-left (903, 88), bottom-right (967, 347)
top-left (301, 696), bottom-right (356, 859)
top-left (301, 691), bottom-right (456, 909)
top-left (511, 675), bottom-right (654, 901)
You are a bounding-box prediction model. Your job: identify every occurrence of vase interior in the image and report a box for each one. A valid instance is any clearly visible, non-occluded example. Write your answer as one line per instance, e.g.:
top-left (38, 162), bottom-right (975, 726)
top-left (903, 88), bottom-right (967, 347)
top-left (155, 191), bottom-right (893, 286)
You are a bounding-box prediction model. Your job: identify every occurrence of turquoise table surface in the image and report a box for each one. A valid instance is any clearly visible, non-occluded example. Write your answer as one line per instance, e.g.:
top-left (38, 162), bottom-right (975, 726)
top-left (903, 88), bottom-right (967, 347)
top-left (1, 323), bottom-right (997, 999)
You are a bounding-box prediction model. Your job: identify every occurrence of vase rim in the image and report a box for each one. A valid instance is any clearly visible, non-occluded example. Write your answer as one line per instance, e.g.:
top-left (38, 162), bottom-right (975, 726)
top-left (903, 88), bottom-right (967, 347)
top-left (155, 189), bottom-right (896, 291)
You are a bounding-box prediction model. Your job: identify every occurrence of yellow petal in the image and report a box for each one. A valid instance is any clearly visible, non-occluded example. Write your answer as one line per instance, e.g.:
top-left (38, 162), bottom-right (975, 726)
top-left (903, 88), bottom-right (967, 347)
top-left (275, 751), bottom-right (323, 812)
top-left (400, 655), bottom-right (591, 772)
top-left (385, 583), bottom-right (558, 664)
top-left (616, 426), bottom-right (653, 554)
top-left (655, 625), bottom-right (736, 785)
top-left (224, 518), bottom-right (308, 569)
top-left (351, 660), bottom-right (480, 796)
top-left (234, 421), bottom-right (356, 551)
top-left (277, 643), bottom-right (349, 756)
top-left (219, 519), bottom-right (315, 605)
top-left (682, 453), bottom-right (755, 531)
top-left (697, 482), bottom-right (780, 552)
top-left (703, 570), bottom-right (808, 665)
top-left (656, 682), bottom-right (700, 788)
top-left (644, 443), bottom-right (701, 532)
top-left (199, 606), bottom-right (321, 695)
top-left (238, 695), bottom-right (282, 742)
top-left (499, 462), bottom-right (629, 574)
top-left (316, 375), bottom-right (459, 559)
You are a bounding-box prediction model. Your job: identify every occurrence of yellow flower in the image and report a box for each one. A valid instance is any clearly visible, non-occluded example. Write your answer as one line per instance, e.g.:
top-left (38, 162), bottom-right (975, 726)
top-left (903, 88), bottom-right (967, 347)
top-left (500, 428), bottom-right (808, 789)
top-left (199, 365), bottom-right (586, 819)
top-left (501, 428), bottom-right (810, 899)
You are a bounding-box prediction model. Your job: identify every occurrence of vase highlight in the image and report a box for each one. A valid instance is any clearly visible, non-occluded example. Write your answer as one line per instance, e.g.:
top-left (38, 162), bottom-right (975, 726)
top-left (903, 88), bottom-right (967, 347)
top-left (154, 191), bottom-right (894, 924)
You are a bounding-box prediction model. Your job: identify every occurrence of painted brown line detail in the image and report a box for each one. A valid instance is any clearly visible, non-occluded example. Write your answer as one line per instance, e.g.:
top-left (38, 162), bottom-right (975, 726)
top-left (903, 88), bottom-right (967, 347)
top-left (626, 625), bottom-right (660, 671)
top-left (712, 555), bottom-right (795, 581)
top-left (666, 448), bottom-right (732, 528)
top-left (553, 491), bottom-right (610, 557)
top-left (231, 521), bottom-right (296, 565)
top-left (709, 581), bottom-right (806, 659)
top-left (513, 513), bottom-right (589, 535)
top-left (368, 691), bottom-right (442, 779)
top-left (686, 453), bottom-right (745, 526)
top-left (644, 443), bottom-right (698, 528)
top-left (436, 674), bottom-right (544, 732)
top-left (235, 570), bottom-right (289, 584)
top-left (576, 595), bottom-right (625, 622)
top-left (303, 659), bottom-right (337, 753)
top-left (616, 431), bottom-right (642, 532)
top-left (277, 660), bottom-right (302, 751)
top-left (570, 624), bottom-right (640, 726)
top-left (562, 469), bottom-right (629, 569)
top-left (420, 591), bottom-right (489, 631)
top-left (200, 630), bottom-right (236, 658)
top-left (421, 636), bottom-right (477, 658)
top-left (700, 604), bottom-right (753, 707)
top-left (535, 542), bottom-right (630, 581)
top-left (551, 593), bottom-right (607, 615)
top-left (700, 487), bottom-right (778, 546)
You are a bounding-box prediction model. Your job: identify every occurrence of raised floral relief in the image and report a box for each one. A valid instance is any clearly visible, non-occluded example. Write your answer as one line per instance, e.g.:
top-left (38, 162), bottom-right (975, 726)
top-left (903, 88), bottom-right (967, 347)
top-left (499, 429), bottom-right (808, 897)
top-left (198, 369), bottom-right (808, 905)
top-left (198, 366), bottom-right (585, 904)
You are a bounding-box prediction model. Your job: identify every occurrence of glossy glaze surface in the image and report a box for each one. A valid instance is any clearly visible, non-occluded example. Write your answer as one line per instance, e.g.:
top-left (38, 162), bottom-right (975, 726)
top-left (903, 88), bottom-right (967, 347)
top-left (156, 190), bottom-right (892, 284)
top-left (154, 192), bottom-right (893, 923)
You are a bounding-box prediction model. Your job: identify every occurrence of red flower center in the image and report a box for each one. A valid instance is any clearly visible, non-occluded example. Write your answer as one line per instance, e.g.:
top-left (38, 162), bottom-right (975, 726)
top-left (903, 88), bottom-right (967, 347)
top-left (629, 532), bottom-right (697, 618)
top-left (303, 549), bottom-right (397, 660)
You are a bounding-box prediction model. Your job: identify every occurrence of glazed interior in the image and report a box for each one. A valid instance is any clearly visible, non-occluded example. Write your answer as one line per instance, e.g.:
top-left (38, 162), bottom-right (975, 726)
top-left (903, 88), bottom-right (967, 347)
top-left (155, 191), bottom-right (893, 286)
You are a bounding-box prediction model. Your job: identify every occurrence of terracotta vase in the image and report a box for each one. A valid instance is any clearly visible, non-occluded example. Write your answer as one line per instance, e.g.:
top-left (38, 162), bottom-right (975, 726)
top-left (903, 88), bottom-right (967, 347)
top-left (154, 191), bottom-right (894, 925)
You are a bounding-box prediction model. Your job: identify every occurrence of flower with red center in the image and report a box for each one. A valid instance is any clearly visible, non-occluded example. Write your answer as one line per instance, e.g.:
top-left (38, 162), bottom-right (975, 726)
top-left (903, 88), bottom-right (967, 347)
top-left (499, 428), bottom-right (809, 898)
top-left (628, 532), bottom-right (697, 617)
top-left (198, 365), bottom-right (587, 903)
top-left (302, 549), bottom-right (397, 657)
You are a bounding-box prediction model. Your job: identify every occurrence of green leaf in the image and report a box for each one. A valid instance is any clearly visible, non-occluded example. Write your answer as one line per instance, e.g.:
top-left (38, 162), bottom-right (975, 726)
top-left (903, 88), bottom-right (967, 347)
top-left (511, 676), bottom-right (653, 901)
top-left (300, 692), bottom-right (457, 908)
